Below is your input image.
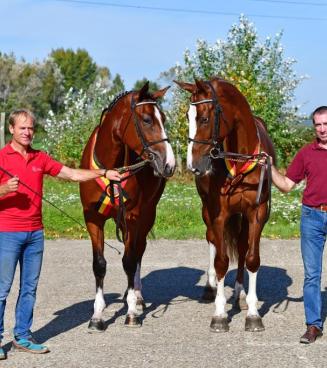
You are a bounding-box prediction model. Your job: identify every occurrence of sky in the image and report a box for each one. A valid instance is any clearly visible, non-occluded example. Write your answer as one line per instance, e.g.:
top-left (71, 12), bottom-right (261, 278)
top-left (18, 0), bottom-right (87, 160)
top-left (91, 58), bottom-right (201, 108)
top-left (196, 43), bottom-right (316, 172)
top-left (1, 0), bottom-right (327, 115)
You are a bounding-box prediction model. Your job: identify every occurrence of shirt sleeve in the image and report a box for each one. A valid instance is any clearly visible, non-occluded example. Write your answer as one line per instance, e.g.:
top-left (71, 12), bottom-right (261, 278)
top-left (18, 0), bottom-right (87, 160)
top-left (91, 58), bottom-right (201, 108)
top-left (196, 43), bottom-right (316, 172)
top-left (42, 152), bottom-right (64, 177)
top-left (286, 148), bottom-right (305, 183)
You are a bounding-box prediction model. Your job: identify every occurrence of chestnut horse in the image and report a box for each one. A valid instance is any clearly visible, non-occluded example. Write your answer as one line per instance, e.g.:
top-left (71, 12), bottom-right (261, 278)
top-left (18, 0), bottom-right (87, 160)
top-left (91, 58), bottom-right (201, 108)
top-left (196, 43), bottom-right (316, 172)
top-left (80, 82), bottom-right (175, 330)
top-left (175, 77), bottom-right (275, 332)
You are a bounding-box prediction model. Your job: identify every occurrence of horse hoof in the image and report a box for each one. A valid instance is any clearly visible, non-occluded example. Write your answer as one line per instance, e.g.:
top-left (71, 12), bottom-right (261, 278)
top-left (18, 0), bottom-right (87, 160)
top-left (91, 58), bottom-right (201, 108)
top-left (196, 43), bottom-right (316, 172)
top-left (210, 316), bottom-right (229, 332)
top-left (88, 318), bottom-right (105, 332)
top-left (202, 286), bottom-right (217, 302)
top-left (136, 298), bottom-right (146, 312)
top-left (245, 316), bottom-right (265, 332)
top-left (125, 314), bottom-right (142, 328)
top-left (235, 296), bottom-right (248, 310)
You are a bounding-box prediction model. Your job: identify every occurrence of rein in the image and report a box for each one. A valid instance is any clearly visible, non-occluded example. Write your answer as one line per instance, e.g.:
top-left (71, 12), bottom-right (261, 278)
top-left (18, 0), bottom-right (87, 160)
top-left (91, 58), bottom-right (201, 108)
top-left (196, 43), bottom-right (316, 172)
top-left (0, 165), bottom-right (123, 254)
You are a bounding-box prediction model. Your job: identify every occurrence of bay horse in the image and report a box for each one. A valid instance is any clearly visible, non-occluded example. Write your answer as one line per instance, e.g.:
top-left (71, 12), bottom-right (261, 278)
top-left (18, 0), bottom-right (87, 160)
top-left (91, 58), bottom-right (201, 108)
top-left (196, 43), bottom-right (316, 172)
top-left (80, 82), bottom-right (175, 330)
top-left (175, 77), bottom-right (275, 332)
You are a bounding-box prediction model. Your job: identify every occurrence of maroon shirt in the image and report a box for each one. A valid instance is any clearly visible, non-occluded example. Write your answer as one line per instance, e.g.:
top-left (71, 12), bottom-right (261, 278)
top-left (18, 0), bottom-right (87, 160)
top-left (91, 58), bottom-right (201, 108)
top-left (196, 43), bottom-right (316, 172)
top-left (0, 143), bottom-right (63, 231)
top-left (286, 140), bottom-right (327, 207)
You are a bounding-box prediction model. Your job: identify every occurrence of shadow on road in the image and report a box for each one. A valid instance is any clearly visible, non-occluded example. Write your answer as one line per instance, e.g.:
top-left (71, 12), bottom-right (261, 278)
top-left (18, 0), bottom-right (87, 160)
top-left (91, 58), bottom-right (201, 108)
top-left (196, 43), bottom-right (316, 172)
top-left (12, 264), bottom-right (327, 346)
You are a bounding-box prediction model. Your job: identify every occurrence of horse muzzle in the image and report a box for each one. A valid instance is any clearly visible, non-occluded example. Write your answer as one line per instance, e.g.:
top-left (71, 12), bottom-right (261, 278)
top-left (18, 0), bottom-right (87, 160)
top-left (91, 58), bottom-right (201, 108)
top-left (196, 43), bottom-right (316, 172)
top-left (148, 151), bottom-right (175, 178)
top-left (189, 155), bottom-right (212, 177)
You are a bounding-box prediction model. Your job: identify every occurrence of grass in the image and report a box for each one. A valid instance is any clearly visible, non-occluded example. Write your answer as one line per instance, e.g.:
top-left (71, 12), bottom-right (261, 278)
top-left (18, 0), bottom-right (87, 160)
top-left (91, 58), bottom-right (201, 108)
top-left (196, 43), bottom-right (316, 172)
top-left (42, 177), bottom-right (303, 240)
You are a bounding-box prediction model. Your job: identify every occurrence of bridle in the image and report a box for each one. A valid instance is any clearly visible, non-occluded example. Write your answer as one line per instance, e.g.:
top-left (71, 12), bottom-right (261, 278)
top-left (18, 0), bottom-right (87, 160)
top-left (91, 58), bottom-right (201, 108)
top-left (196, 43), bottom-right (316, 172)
top-left (131, 96), bottom-right (170, 161)
top-left (188, 82), bottom-right (225, 158)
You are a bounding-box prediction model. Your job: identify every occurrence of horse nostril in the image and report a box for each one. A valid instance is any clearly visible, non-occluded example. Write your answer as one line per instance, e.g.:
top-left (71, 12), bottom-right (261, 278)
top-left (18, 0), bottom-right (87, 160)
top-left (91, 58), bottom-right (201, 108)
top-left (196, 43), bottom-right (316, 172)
top-left (192, 168), bottom-right (201, 176)
top-left (164, 164), bottom-right (174, 177)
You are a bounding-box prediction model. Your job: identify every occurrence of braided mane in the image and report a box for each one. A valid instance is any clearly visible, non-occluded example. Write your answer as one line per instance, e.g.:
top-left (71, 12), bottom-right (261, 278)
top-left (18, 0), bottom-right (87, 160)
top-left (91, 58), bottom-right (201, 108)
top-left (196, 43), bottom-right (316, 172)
top-left (99, 90), bottom-right (132, 124)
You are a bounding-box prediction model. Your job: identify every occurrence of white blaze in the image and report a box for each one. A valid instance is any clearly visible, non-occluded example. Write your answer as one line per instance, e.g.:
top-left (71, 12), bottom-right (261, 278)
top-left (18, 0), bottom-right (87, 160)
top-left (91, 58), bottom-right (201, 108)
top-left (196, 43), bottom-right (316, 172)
top-left (187, 105), bottom-right (197, 170)
top-left (154, 106), bottom-right (175, 168)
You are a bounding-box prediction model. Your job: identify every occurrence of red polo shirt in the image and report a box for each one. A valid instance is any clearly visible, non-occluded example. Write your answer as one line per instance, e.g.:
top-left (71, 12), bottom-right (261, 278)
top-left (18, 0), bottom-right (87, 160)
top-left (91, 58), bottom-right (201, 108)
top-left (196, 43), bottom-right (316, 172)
top-left (286, 140), bottom-right (327, 207)
top-left (0, 143), bottom-right (63, 231)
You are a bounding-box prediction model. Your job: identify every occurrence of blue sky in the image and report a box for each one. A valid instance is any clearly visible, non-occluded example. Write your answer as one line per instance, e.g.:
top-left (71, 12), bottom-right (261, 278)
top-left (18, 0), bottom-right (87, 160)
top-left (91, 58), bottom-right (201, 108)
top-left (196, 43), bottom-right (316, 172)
top-left (1, 0), bottom-right (326, 115)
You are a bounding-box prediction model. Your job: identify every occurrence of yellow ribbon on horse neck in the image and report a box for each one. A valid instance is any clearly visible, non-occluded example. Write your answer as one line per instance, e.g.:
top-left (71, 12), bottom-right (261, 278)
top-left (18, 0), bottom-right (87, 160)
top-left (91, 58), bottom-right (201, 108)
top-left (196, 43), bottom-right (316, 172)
top-left (223, 140), bottom-right (261, 178)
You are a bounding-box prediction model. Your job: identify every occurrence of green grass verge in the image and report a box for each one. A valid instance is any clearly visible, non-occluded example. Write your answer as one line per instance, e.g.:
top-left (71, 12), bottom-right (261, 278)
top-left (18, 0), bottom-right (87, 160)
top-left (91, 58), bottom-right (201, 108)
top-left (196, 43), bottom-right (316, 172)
top-left (42, 178), bottom-right (302, 239)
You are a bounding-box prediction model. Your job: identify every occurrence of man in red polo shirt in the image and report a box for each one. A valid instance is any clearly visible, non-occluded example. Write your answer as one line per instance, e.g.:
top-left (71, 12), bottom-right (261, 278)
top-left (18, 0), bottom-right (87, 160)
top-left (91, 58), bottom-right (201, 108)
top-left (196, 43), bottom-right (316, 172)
top-left (271, 106), bottom-right (327, 344)
top-left (0, 109), bottom-right (122, 359)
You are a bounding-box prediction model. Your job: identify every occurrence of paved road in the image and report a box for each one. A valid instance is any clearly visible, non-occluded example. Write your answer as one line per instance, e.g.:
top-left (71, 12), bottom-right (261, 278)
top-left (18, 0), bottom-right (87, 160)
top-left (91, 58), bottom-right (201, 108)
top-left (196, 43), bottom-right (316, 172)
top-left (2, 238), bottom-right (327, 368)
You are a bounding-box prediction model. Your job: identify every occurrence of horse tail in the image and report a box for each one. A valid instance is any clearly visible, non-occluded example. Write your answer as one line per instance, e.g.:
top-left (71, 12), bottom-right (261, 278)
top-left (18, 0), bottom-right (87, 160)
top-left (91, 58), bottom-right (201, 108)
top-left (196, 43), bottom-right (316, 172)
top-left (224, 213), bottom-right (242, 263)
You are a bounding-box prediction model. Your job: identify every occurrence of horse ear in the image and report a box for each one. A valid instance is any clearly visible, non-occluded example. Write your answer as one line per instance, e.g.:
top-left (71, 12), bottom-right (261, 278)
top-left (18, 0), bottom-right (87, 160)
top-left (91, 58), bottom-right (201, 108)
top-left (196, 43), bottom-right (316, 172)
top-left (138, 81), bottom-right (150, 101)
top-left (173, 80), bottom-right (197, 94)
top-left (151, 86), bottom-right (170, 100)
top-left (194, 79), bottom-right (207, 93)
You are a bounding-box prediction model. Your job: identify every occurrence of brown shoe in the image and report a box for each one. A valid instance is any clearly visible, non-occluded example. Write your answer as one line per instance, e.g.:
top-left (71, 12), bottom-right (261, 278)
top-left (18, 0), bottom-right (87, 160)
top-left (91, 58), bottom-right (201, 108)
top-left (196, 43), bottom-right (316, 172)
top-left (300, 325), bottom-right (323, 344)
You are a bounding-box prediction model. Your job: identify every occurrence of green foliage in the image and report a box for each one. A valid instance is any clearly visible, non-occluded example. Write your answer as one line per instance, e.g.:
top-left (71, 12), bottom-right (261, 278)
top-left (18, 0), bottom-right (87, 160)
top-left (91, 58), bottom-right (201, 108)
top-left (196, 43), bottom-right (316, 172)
top-left (50, 48), bottom-right (98, 93)
top-left (168, 16), bottom-right (311, 167)
top-left (133, 78), bottom-right (161, 92)
top-left (42, 82), bottom-right (123, 166)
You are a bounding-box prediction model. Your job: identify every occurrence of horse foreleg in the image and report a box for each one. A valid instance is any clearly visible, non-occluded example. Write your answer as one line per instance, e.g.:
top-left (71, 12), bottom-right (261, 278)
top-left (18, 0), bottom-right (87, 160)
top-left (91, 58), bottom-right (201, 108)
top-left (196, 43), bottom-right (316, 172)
top-left (244, 206), bottom-right (266, 332)
top-left (86, 220), bottom-right (107, 332)
top-left (210, 227), bottom-right (229, 333)
top-left (203, 207), bottom-right (217, 301)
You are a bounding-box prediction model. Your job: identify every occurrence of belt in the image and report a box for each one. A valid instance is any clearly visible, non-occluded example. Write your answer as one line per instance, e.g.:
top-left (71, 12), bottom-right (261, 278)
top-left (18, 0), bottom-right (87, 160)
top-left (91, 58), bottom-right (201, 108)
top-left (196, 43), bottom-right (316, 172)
top-left (309, 204), bottom-right (327, 212)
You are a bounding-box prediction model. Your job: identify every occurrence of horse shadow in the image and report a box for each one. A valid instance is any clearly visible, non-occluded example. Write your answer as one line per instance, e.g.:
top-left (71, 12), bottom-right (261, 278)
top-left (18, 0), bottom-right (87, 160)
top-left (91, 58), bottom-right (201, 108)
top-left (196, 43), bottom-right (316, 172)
top-left (3, 267), bottom-right (204, 346)
top-left (5, 265), bottom-right (327, 350)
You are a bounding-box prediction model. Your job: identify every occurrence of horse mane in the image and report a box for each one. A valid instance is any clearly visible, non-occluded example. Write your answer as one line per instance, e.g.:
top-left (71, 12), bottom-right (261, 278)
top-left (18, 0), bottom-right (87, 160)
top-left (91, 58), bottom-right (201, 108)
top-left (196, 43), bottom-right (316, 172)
top-left (99, 90), bottom-right (132, 124)
top-left (99, 88), bottom-right (156, 125)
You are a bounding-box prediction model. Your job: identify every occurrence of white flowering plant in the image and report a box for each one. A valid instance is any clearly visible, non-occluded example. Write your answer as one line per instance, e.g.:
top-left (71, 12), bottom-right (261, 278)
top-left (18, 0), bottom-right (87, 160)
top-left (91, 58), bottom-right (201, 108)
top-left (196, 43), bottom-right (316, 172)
top-left (43, 82), bottom-right (116, 166)
top-left (167, 15), bottom-right (312, 167)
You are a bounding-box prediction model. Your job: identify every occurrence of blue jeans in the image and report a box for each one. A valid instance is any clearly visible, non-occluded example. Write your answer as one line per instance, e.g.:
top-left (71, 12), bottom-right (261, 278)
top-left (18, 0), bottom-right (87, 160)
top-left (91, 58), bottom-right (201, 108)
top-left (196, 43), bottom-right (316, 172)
top-left (301, 205), bottom-right (327, 330)
top-left (0, 230), bottom-right (44, 341)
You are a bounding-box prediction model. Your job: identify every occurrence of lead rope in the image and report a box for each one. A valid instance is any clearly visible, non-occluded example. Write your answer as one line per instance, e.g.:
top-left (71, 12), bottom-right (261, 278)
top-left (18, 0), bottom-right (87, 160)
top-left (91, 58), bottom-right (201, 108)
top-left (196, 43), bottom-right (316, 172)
top-left (0, 161), bottom-right (147, 255)
top-left (109, 159), bottom-right (150, 243)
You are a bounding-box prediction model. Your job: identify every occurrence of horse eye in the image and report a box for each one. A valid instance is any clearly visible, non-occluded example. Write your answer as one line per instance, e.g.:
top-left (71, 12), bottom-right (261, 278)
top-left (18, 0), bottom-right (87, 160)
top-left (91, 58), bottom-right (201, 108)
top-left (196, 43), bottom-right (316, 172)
top-left (199, 117), bottom-right (209, 124)
top-left (143, 116), bottom-right (152, 125)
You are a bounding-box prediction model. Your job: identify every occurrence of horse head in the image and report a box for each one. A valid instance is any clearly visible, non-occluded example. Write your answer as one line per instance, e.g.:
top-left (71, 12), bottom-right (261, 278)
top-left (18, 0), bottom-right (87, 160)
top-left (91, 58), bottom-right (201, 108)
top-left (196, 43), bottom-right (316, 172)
top-left (174, 78), bottom-right (245, 176)
top-left (123, 82), bottom-right (176, 178)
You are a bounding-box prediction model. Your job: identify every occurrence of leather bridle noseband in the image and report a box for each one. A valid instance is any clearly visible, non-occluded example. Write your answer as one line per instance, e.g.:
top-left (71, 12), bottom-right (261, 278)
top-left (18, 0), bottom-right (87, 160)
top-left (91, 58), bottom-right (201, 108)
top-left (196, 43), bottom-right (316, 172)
top-left (131, 97), bottom-right (170, 161)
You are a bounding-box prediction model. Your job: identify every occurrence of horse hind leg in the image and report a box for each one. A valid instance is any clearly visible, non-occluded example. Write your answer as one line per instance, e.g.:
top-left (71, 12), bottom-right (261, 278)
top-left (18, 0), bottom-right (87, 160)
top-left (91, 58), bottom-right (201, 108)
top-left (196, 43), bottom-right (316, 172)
top-left (244, 209), bottom-right (266, 332)
top-left (202, 242), bottom-right (217, 301)
top-left (123, 262), bottom-right (146, 313)
top-left (134, 263), bottom-right (146, 312)
top-left (233, 217), bottom-right (249, 311)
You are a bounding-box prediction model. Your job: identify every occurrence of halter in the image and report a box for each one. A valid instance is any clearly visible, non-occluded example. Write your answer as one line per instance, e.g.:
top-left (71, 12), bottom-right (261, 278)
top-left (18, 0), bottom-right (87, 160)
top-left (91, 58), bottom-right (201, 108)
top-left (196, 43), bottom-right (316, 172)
top-left (131, 96), bottom-right (170, 160)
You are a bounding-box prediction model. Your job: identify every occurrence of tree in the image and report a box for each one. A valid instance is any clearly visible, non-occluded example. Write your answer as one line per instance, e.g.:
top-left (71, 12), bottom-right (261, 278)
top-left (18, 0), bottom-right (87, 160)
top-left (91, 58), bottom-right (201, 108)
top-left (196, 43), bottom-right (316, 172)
top-left (133, 78), bottom-right (160, 92)
top-left (50, 48), bottom-right (98, 92)
top-left (168, 16), bottom-right (311, 167)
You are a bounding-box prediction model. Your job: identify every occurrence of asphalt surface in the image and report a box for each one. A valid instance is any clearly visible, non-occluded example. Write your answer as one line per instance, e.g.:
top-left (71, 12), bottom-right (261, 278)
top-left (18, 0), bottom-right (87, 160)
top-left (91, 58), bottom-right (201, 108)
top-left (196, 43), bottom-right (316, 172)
top-left (2, 238), bottom-right (327, 368)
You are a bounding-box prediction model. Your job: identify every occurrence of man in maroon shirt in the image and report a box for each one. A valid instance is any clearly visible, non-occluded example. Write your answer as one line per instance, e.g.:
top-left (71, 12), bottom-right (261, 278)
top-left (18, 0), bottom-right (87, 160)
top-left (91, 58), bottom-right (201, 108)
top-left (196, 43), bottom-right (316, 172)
top-left (0, 109), bottom-right (122, 359)
top-left (271, 106), bottom-right (327, 344)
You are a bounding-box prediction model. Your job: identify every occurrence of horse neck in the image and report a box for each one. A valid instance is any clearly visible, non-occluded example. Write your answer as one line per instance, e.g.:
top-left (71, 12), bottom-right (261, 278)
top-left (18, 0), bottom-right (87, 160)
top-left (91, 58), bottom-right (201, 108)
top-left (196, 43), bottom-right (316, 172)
top-left (94, 118), bottom-right (125, 169)
top-left (225, 106), bottom-right (259, 154)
